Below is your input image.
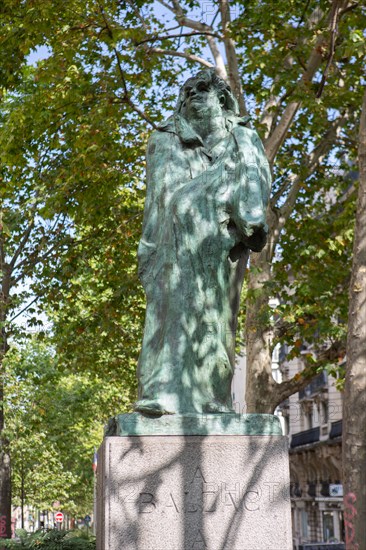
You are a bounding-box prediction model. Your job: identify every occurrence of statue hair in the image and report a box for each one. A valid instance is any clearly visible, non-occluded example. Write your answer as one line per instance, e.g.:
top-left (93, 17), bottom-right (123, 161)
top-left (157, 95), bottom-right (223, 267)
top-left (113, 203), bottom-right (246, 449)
top-left (175, 69), bottom-right (239, 116)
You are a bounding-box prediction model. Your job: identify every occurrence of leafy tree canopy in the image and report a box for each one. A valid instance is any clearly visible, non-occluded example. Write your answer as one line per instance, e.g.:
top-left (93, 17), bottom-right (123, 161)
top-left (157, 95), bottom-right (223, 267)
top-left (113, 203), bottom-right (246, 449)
top-left (0, 4), bottom-right (365, 518)
top-left (5, 340), bottom-right (117, 515)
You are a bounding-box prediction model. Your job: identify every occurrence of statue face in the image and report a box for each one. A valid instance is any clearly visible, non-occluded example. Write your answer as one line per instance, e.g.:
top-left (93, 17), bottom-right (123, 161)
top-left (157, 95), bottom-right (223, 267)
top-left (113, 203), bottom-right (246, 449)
top-left (181, 78), bottom-right (224, 120)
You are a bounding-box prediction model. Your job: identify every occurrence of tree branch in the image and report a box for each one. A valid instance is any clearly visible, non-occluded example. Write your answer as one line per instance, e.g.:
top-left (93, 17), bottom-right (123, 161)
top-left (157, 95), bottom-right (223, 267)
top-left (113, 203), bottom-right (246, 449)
top-left (207, 36), bottom-right (227, 81)
top-left (157, 0), bottom-right (176, 14)
top-left (264, 0), bottom-right (351, 164)
top-left (338, 181), bottom-right (357, 205)
top-left (135, 30), bottom-right (222, 46)
top-left (13, 242), bottom-right (65, 285)
top-left (8, 217), bottom-right (36, 274)
top-left (0, 236), bottom-right (5, 273)
top-left (278, 113), bottom-right (348, 223)
top-left (259, 4), bottom-right (325, 139)
top-left (98, 1), bottom-right (157, 129)
top-left (297, 0), bottom-right (312, 27)
top-left (218, 0), bottom-right (247, 116)
top-left (125, 0), bottom-right (149, 30)
top-left (270, 173), bottom-right (297, 210)
top-left (316, 1), bottom-right (342, 98)
top-left (273, 340), bottom-right (345, 405)
top-left (266, 113), bottom-right (349, 259)
top-left (260, 66), bottom-right (297, 139)
top-left (8, 296), bottom-right (39, 324)
top-left (157, 0), bottom-right (228, 82)
top-left (147, 47), bottom-right (213, 68)
top-left (339, 1), bottom-right (359, 16)
top-left (1, 260), bottom-right (11, 322)
top-left (112, 47), bottom-right (157, 128)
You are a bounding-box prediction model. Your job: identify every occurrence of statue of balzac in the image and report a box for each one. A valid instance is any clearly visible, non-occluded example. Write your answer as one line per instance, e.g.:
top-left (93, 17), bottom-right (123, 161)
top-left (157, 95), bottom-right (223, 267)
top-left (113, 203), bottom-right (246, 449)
top-left (135, 69), bottom-right (271, 416)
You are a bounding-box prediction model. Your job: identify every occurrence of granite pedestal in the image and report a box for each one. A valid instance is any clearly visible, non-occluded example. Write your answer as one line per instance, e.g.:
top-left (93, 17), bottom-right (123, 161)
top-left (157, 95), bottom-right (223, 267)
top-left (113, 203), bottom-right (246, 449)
top-left (97, 416), bottom-right (292, 550)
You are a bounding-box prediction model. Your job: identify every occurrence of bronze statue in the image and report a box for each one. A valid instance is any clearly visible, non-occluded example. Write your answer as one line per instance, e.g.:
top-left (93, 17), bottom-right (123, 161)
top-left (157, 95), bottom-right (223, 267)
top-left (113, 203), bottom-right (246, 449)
top-left (135, 69), bottom-right (271, 416)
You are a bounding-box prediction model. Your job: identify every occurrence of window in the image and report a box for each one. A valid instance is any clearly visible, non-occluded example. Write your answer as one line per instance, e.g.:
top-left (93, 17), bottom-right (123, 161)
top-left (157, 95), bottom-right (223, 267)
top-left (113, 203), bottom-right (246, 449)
top-left (322, 511), bottom-right (335, 542)
top-left (301, 509), bottom-right (309, 540)
top-left (322, 401), bottom-right (328, 424)
top-left (305, 410), bottom-right (313, 430)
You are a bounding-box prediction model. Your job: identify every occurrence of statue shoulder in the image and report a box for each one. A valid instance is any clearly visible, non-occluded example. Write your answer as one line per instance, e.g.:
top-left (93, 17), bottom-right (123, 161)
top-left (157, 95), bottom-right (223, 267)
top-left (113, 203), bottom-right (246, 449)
top-left (230, 117), bottom-right (265, 148)
top-left (157, 116), bottom-right (176, 132)
top-left (231, 116), bottom-right (255, 134)
top-left (236, 115), bottom-right (252, 127)
top-left (147, 119), bottom-right (175, 157)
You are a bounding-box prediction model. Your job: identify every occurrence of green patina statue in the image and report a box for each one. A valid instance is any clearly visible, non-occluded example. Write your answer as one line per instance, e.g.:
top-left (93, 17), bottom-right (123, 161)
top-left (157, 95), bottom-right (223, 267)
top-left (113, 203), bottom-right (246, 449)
top-left (135, 69), bottom-right (271, 416)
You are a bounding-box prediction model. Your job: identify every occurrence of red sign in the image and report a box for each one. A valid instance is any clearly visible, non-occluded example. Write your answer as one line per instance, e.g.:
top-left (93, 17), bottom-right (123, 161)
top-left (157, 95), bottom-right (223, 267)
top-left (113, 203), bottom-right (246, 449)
top-left (55, 512), bottom-right (64, 523)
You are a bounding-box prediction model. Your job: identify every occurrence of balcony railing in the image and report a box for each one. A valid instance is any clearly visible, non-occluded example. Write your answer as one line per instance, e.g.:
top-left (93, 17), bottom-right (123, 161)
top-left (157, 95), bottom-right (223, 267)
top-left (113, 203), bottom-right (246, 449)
top-left (330, 419), bottom-right (342, 439)
top-left (299, 371), bottom-right (328, 400)
top-left (291, 427), bottom-right (320, 448)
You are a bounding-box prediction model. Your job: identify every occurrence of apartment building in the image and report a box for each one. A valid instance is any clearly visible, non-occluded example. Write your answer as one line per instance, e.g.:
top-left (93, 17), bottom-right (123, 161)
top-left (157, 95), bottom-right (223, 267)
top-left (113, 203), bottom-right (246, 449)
top-left (280, 355), bottom-right (344, 549)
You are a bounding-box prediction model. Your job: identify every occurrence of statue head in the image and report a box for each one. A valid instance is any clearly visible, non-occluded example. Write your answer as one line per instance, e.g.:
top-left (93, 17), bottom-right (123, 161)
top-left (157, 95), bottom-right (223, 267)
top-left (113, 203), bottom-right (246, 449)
top-left (175, 69), bottom-right (239, 120)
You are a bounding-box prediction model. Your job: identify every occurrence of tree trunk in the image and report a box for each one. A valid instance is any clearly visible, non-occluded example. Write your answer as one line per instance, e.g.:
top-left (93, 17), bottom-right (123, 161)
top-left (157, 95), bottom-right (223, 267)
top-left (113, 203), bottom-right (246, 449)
top-left (0, 247), bottom-right (12, 540)
top-left (0, 325), bottom-right (11, 540)
top-left (245, 247), bottom-right (277, 413)
top-left (342, 89), bottom-right (366, 550)
top-left (20, 456), bottom-right (25, 530)
top-left (0, 446), bottom-right (11, 542)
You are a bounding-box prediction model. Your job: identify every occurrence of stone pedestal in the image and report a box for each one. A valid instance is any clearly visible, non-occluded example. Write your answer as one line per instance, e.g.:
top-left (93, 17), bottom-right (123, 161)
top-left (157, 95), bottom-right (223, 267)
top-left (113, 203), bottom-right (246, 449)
top-left (97, 434), bottom-right (292, 550)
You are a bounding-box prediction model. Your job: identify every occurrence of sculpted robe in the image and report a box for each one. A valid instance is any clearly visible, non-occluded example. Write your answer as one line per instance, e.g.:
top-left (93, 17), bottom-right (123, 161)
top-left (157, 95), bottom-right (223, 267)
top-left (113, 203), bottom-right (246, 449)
top-left (136, 114), bottom-right (271, 414)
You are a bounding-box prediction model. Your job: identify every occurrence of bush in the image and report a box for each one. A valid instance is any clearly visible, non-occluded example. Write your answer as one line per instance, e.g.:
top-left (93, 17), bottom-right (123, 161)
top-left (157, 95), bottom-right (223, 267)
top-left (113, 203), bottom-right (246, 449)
top-left (3, 529), bottom-right (96, 549)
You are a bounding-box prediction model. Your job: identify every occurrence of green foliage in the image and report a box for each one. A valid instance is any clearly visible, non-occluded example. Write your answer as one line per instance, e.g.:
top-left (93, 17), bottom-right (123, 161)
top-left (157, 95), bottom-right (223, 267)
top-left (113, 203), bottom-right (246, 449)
top-left (228, 0), bottom-right (364, 375)
top-left (0, 0), bottom-right (154, 390)
top-left (5, 341), bottom-right (105, 515)
top-left (0, 0), bottom-right (364, 509)
top-left (3, 529), bottom-right (95, 550)
top-left (1, 0), bottom-right (363, 382)
top-left (271, 168), bottom-right (355, 364)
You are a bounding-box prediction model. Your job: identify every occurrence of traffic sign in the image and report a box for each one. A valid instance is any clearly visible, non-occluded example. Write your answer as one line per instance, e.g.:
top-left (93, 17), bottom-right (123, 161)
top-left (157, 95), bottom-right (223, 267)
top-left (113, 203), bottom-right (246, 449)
top-left (55, 512), bottom-right (64, 523)
top-left (84, 515), bottom-right (91, 524)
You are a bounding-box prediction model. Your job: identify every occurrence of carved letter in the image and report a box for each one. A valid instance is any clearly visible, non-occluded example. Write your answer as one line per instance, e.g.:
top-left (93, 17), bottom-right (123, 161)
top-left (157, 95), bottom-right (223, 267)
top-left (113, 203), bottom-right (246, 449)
top-left (192, 529), bottom-right (207, 549)
top-left (139, 493), bottom-right (156, 514)
top-left (166, 493), bottom-right (179, 513)
top-left (202, 483), bottom-right (218, 512)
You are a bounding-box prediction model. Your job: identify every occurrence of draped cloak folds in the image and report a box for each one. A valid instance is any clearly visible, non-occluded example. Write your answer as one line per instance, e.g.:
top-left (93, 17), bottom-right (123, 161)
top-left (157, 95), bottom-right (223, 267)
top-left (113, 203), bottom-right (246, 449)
top-left (135, 114), bottom-right (271, 415)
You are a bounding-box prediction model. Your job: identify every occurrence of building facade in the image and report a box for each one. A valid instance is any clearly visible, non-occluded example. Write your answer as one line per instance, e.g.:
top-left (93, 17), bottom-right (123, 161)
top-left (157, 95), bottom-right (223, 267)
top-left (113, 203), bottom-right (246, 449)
top-left (280, 355), bottom-right (344, 549)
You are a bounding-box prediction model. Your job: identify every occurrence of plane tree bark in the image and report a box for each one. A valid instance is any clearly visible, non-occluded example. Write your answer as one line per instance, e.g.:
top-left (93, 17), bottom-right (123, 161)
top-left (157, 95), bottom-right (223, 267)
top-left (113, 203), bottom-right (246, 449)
top-left (342, 88), bottom-right (366, 550)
